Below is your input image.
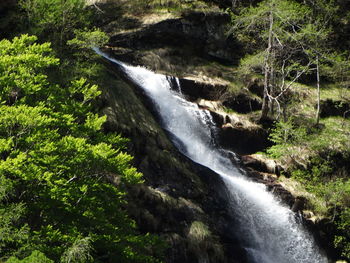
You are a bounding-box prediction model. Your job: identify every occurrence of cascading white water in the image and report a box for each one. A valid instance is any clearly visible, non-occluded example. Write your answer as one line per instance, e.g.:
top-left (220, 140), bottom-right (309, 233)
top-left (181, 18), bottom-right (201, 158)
top-left (96, 49), bottom-right (328, 263)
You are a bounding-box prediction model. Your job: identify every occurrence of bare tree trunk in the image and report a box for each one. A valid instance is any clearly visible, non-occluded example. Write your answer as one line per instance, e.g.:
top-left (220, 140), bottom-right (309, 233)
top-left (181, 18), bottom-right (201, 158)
top-left (315, 56), bottom-right (321, 126)
top-left (261, 10), bottom-right (274, 121)
top-left (270, 38), bottom-right (275, 117)
top-left (283, 103), bottom-right (287, 122)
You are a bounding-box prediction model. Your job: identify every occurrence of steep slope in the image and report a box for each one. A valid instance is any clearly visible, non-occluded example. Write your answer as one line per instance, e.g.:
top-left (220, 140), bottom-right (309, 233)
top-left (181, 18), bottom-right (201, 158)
top-left (90, 0), bottom-right (342, 261)
top-left (99, 60), bottom-right (246, 262)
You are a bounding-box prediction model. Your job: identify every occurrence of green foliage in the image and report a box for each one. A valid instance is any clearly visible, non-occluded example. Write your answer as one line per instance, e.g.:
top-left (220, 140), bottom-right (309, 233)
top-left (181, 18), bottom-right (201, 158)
top-left (0, 35), bottom-right (59, 105)
top-left (67, 29), bottom-right (109, 50)
top-left (335, 208), bottom-right (350, 259)
top-left (233, 0), bottom-right (311, 51)
top-left (60, 237), bottom-right (93, 263)
top-left (267, 115), bottom-right (350, 260)
top-left (19, 0), bottom-right (91, 47)
top-left (237, 51), bottom-right (266, 77)
top-left (232, 0), bottom-right (334, 120)
top-left (0, 35), bottom-right (163, 263)
top-left (267, 119), bottom-right (307, 159)
top-left (297, 160), bottom-right (349, 260)
top-left (6, 251), bottom-right (53, 263)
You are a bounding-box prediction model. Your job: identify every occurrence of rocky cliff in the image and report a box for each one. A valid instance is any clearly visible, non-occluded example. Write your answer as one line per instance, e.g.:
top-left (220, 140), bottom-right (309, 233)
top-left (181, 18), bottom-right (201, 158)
top-left (91, 1), bottom-right (336, 262)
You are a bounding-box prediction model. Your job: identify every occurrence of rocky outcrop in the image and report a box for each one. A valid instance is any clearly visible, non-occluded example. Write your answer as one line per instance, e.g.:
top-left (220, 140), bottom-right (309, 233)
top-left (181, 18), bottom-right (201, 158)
top-left (239, 154), bottom-right (340, 261)
top-left (241, 154), bottom-right (283, 176)
top-left (196, 99), bottom-right (270, 154)
top-left (218, 122), bottom-right (269, 155)
top-left (179, 77), bottom-right (228, 101)
top-left (95, 0), bottom-right (240, 78)
top-left (238, 155), bottom-right (295, 208)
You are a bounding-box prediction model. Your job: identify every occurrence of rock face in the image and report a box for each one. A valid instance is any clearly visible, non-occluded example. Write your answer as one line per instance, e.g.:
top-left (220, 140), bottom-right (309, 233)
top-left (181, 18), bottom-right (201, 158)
top-left (96, 4), bottom-right (240, 75)
top-left (241, 154), bottom-right (283, 176)
top-left (108, 10), bottom-right (235, 63)
top-left (239, 155), bottom-right (298, 209)
top-left (100, 60), bottom-right (246, 263)
top-left (100, 57), bottom-right (335, 262)
top-left (195, 99), bottom-right (270, 155)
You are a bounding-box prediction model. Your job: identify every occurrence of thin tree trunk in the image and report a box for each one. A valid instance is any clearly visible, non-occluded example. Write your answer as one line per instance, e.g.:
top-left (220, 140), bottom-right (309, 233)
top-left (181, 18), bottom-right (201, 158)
top-left (261, 10), bottom-right (274, 121)
top-left (270, 38), bottom-right (275, 117)
top-left (316, 56), bottom-right (321, 126)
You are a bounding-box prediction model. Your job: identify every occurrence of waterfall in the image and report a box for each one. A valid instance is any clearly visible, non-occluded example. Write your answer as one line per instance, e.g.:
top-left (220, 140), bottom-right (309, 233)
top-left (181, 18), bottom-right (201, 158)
top-left (95, 49), bottom-right (328, 263)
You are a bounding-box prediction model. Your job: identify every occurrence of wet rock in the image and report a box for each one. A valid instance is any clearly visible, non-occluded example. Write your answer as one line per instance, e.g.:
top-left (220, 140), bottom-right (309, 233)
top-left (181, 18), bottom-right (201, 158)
top-left (241, 159), bottom-right (338, 261)
top-left (210, 111), bottom-right (225, 126)
top-left (243, 167), bottom-right (295, 207)
top-left (224, 115), bottom-right (231, 123)
top-left (291, 196), bottom-right (306, 212)
top-left (197, 99), bottom-right (222, 111)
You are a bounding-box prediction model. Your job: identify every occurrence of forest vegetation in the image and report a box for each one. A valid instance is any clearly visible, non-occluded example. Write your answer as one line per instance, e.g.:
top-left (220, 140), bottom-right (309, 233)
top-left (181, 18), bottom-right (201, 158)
top-left (0, 0), bottom-right (350, 262)
top-left (0, 0), bottom-right (164, 262)
top-left (232, 0), bottom-right (350, 259)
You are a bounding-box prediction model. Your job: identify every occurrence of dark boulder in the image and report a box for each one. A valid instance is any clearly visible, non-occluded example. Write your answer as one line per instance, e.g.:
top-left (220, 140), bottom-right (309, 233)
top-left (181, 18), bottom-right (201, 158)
top-left (179, 78), bottom-right (228, 101)
top-left (320, 99), bottom-right (350, 118)
top-left (217, 123), bottom-right (270, 155)
top-left (222, 92), bottom-right (262, 113)
top-left (247, 79), bottom-right (264, 98)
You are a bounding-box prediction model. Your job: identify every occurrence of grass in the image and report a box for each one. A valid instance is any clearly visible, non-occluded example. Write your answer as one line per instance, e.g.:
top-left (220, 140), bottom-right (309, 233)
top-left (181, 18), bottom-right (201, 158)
top-left (188, 221), bottom-right (211, 242)
top-left (320, 84), bottom-right (350, 101)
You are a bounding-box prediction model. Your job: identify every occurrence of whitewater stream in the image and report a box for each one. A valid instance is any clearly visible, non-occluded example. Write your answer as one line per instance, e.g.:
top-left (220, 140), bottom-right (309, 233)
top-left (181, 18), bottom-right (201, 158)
top-left (96, 49), bottom-right (328, 263)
